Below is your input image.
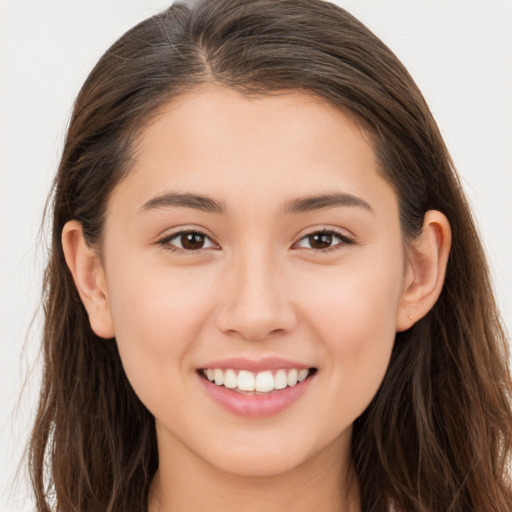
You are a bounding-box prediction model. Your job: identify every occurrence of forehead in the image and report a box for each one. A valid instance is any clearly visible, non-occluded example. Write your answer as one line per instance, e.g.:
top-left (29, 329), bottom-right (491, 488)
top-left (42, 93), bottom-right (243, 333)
top-left (109, 85), bottom-right (397, 218)
top-left (139, 86), bottom-right (372, 159)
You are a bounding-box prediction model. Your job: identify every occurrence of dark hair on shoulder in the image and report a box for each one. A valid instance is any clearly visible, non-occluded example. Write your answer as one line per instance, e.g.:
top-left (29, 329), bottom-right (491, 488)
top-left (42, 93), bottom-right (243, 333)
top-left (30, 1), bottom-right (512, 511)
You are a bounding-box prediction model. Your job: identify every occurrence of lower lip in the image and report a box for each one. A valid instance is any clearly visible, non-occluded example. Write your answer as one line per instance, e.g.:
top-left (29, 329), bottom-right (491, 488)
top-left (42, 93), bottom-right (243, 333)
top-left (198, 372), bottom-right (315, 418)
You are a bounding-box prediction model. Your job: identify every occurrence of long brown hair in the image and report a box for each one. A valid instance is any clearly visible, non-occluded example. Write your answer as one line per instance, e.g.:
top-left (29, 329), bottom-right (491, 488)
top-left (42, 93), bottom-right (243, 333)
top-left (30, 1), bottom-right (512, 510)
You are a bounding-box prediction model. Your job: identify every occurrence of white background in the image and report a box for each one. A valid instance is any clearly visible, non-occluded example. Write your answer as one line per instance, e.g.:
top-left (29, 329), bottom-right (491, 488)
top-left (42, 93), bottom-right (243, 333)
top-left (1, 1), bottom-right (511, 510)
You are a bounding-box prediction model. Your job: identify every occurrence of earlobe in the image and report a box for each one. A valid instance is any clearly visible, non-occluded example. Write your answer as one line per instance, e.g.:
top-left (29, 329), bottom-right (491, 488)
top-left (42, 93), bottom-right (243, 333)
top-left (396, 210), bottom-right (452, 332)
top-left (61, 220), bottom-right (115, 338)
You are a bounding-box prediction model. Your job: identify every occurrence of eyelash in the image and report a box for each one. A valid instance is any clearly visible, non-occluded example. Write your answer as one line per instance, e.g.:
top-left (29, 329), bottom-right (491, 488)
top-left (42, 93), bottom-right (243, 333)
top-left (157, 228), bottom-right (354, 254)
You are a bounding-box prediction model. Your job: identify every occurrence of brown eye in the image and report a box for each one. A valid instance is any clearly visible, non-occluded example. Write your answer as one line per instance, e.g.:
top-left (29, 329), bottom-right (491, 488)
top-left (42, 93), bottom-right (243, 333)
top-left (307, 232), bottom-right (334, 250)
top-left (160, 230), bottom-right (218, 252)
top-left (181, 232), bottom-right (207, 250)
top-left (294, 229), bottom-right (353, 252)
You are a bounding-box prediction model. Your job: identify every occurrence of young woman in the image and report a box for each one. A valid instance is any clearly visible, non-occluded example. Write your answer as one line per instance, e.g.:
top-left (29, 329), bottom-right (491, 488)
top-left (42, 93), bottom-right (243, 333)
top-left (29, 0), bottom-right (512, 511)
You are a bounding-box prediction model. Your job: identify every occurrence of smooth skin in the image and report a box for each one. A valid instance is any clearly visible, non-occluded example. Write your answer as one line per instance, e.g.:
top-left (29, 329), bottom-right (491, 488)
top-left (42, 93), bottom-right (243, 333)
top-left (62, 86), bottom-right (451, 512)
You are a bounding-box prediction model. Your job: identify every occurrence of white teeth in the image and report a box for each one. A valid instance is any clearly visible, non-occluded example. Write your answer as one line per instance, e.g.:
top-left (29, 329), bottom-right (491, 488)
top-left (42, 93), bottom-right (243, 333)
top-left (287, 369), bottom-right (298, 387)
top-left (237, 370), bottom-right (255, 391)
top-left (202, 367), bottom-right (312, 393)
top-left (223, 369), bottom-right (238, 389)
top-left (274, 369), bottom-right (288, 390)
top-left (213, 368), bottom-right (224, 386)
top-left (255, 370), bottom-right (274, 392)
top-left (298, 368), bottom-right (309, 382)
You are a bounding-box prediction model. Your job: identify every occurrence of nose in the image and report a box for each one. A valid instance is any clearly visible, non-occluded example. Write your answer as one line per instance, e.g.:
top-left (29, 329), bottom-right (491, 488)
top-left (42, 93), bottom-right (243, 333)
top-left (215, 250), bottom-right (297, 341)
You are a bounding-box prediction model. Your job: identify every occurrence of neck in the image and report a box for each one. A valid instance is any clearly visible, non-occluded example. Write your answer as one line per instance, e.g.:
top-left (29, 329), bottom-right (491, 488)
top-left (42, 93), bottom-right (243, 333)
top-left (148, 427), bottom-right (360, 512)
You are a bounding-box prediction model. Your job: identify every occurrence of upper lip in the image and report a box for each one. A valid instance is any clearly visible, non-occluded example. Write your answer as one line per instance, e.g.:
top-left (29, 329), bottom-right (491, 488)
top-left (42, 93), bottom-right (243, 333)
top-left (199, 357), bottom-right (314, 373)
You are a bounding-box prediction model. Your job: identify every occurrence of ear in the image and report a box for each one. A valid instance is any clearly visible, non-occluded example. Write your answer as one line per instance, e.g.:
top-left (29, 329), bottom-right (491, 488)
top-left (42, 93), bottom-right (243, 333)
top-left (61, 220), bottom-right (115, 338)
top-left (396, 210), bottom-right (452, 332)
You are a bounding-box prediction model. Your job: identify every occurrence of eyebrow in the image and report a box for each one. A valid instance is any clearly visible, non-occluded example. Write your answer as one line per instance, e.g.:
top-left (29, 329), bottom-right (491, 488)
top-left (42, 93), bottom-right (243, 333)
top-left (140, 193), bottom-right (226, 214)
top-left (284, 192), bottom-right (372, 214)
top-left (139, 191), bottom-right (372, 216)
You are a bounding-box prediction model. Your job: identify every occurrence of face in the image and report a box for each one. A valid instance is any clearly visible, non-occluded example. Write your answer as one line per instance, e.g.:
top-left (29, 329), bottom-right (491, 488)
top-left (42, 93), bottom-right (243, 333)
top-left (99, 86), bottom-right (408, 477)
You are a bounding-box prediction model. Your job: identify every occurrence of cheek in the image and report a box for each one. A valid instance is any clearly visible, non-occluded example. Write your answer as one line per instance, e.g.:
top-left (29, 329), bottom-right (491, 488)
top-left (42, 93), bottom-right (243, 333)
top-left (300, 250), bottom-right (403, 338)
top-left (108, 253), bottom-right (218, 325)
top-left (104, 263), bottom-right (216, 403)
top-left (298, 255), bottom-right (403, 416)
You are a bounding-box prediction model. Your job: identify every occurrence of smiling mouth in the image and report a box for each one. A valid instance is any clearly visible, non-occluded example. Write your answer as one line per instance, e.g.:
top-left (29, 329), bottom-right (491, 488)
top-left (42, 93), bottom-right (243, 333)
top-left (198, 367), bottom-right (318, 394)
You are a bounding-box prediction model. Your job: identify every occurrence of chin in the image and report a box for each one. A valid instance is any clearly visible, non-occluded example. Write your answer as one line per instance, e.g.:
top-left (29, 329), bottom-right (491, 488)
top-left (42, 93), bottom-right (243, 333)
top-left (208, 449), bottom-right (309, 478)
top-left (197, 428), bottom-right (341, 479)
